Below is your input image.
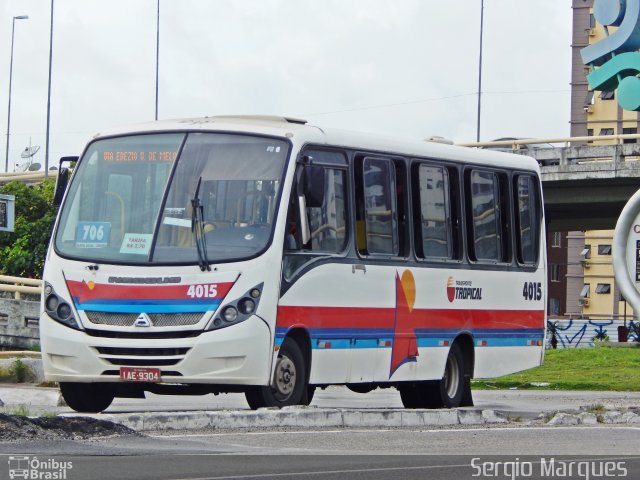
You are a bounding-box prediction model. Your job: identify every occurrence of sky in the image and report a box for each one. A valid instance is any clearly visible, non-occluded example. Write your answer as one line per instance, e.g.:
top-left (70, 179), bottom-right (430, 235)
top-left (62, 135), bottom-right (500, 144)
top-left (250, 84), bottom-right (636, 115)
top-left (0, 0), bottom-right (572, 173)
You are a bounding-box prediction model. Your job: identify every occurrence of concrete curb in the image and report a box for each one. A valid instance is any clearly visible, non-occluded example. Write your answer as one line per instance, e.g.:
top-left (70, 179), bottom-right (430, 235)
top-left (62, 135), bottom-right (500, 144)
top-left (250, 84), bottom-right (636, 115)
top-left (546, 410), bottom-right (640, 426)
top-left (61, 407), bottom-right (515, 432)
top-left (0, 357), bottom-right (44, 384)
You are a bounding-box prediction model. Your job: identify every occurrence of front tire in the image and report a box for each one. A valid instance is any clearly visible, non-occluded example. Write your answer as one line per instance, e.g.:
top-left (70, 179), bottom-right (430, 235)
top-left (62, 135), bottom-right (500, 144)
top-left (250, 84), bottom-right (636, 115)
top-left (245, 338), bottom-right (308, 409)
top-left (60, 382), bottom-right (115, 413)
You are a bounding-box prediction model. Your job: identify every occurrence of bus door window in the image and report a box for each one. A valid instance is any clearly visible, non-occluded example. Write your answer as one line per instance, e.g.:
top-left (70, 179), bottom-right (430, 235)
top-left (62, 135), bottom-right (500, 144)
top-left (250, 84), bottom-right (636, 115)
top-left (514, 175), bottom-right (540, 265)
top-left (307, 169), bottom-right (347, 253)
top-left (282, 149), bottom-right (348, 280)
top-left (355, 157), bottom-right (398, 256)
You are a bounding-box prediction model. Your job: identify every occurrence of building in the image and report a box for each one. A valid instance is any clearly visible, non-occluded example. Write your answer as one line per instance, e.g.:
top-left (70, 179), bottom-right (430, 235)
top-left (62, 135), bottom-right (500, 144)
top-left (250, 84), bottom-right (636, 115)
top-left (557, 0), bottom-right (636, 343)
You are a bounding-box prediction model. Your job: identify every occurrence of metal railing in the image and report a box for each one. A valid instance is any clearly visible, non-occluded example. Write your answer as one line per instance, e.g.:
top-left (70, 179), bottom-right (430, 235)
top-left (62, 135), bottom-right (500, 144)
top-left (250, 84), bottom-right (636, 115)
top-left (458, 133), bottom-right (640, 148)
top-left (0, 169), bottom-right (58, 184)
top-left (0, 275), bottom-right (42, 298)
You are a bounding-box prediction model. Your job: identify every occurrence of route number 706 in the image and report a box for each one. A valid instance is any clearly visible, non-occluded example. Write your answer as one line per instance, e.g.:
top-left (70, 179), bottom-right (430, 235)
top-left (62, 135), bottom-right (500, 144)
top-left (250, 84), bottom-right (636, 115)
top-left (522, 282), bottom-right (542, 301)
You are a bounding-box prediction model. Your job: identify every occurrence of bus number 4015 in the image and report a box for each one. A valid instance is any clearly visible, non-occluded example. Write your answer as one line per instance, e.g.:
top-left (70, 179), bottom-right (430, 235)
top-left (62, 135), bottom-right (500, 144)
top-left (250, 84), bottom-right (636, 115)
top-left (187, 284), bottom-right (218, 298)
top-left (522, 282), bottom-right (542, 301)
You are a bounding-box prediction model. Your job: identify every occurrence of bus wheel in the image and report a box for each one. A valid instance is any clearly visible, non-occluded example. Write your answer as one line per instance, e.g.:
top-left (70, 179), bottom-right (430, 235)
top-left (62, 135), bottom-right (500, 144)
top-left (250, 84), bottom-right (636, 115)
top-left (245, 338), bottom-right (307, 409)
top-left (399, 343), bottom-right (465, 409)
top-left (399, 381), bottom-right (441, 408)
top-left (302, 386), bottom-right (316, 406)
top-left (439, 342), bottom-right (465, 408)
top-left (59, 382), bottom-right (115, 413)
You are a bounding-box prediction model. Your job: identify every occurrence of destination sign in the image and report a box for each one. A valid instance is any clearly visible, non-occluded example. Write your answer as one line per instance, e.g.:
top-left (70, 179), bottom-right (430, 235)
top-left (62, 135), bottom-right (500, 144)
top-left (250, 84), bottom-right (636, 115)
top-left (102, 150), bottom-right (178, 162)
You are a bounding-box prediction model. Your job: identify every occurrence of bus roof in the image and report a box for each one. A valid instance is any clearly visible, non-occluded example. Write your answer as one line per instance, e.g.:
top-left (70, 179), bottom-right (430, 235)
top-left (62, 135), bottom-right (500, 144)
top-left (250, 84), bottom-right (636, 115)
top-left (93, 115), bottom-right (541, 173)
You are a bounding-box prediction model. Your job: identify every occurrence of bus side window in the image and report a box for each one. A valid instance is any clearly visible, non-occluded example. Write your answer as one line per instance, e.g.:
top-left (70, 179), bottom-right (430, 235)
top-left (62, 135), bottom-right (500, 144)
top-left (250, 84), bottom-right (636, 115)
top-left (515, 175), bottom-right (539, 264)
top-left (355, 157), bottom-right (398, 256)
top-left (465, 169), bottom-right (511, 263)
top-left (466, 170), bottom-right (501, 262)
top-left (414, 163), bottom-right (451, 260)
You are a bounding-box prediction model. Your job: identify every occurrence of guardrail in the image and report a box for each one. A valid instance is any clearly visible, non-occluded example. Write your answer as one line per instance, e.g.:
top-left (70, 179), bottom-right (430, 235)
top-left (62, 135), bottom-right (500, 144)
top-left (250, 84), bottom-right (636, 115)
top-left (459, 134), bottom-right (640, 169)
top-left (458, 133), bottom-right (640, 148)
top-left (0, 275), bottom-right (42, 299)
top-left (0, 170), bottom-right (58, 184)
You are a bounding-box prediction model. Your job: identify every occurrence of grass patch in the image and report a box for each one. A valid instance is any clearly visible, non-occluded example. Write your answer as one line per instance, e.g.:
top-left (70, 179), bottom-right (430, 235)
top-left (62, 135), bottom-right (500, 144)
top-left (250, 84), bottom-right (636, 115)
top-left (473, 347), bottom-right (640, 391)
top-left (585, 403), bottom-right (606, 414)
top-left (6, 404), bottom-right (31, 417)
top-left (13, 359), bottom-right (27, 383)
top-left (0, 359), bottom-right (33, 383)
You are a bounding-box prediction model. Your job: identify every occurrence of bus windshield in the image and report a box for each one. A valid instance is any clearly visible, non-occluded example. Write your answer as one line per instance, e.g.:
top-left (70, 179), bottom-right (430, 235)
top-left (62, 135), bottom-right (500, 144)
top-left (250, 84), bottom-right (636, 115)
top-left (55, 132), bottom-right (290, 265)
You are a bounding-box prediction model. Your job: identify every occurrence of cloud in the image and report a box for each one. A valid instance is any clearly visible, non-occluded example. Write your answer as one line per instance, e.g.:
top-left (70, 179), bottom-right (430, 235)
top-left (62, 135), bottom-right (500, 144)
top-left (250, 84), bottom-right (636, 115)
top-left (0, 0), bottom-right (571, 171)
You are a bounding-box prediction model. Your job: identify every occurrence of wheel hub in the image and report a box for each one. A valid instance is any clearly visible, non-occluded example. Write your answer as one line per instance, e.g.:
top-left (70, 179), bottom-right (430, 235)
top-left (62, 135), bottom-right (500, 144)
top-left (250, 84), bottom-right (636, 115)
top-left (444, 355), bottom-right (460, 399)
top-left (273, 355), bottom-right (296, 400)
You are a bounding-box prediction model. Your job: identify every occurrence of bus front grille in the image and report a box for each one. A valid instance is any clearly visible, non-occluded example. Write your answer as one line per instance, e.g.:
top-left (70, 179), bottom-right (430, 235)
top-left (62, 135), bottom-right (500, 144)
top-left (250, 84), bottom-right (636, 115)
top-left (84, 328), bottom-right (203, 339)
top-left (85, 311), bottom-right (204, 327)
top-left (103, 358), bottom-right (182, 367)
top-left (94, 346), bottom-right (191, 367)
top-left (95, 347), bottom-right (190, 356)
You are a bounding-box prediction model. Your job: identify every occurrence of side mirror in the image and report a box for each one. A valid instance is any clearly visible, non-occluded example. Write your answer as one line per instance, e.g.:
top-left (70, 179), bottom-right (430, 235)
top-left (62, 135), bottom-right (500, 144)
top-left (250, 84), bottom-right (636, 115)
top-left (53, 156), bottom-right (78, 206)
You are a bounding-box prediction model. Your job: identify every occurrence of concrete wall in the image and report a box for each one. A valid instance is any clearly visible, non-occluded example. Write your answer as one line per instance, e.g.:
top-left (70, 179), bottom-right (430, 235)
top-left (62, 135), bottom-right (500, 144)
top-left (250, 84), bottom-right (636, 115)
top-left (0, 297), bottom-right (40, 350)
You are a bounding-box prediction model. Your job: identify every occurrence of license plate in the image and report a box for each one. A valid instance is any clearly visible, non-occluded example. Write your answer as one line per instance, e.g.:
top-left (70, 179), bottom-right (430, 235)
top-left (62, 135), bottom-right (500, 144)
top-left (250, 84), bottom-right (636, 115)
top-left (120, 367), bottom-right (161, 382)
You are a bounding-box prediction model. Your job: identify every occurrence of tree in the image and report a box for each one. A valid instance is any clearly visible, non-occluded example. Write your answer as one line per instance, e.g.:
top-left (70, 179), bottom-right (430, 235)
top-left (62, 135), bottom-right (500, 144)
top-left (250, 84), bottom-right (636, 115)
top-left (0, 179), bottom-right (58, 278)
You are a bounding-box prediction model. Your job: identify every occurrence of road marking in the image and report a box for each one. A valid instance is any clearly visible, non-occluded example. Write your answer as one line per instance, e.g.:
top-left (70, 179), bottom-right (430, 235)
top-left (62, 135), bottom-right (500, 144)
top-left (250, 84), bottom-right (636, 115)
top-left (168, 463), bottom-right (471, 480)
top-left (165, 456), bottom-right (640, 480)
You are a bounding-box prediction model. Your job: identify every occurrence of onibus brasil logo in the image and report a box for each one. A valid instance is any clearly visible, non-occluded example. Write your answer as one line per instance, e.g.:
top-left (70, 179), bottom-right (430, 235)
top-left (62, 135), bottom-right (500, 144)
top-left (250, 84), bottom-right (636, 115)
top-left (8, 456), bottom-right (72, 479)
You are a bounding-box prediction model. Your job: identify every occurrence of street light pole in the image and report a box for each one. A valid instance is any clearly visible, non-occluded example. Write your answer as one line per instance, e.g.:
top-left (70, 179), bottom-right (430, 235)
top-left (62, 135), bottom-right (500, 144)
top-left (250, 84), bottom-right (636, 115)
top-left (5, 15), bottom-right (29, 173)
top-left (476, 0), bottom-right (484, 143)
top-left (45, 0), bottom-right (55, 177)
top-left (155, 0), bottom-right (160, 121)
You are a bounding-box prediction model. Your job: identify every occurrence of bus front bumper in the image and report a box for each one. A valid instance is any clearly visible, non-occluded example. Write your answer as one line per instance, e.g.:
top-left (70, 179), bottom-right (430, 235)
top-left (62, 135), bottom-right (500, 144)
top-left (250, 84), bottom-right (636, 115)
top-left (40, 313), bottom-right (272, 386)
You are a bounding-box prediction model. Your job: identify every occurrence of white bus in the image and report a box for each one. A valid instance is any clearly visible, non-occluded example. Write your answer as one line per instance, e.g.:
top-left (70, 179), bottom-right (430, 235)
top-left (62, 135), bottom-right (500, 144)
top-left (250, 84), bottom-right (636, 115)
top-left (41, 115), bottom-right (546, 413)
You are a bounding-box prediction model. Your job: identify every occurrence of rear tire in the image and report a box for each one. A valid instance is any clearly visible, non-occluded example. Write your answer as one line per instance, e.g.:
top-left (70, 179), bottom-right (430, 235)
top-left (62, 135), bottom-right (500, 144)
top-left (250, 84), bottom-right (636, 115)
top-left (439, 343), bottom-right (465, 408)
top-left (245, 338), bottom-right (307, 409)
top-left (399, 343), bottom-right (465, 409)
top-left (60, 382), bottom-right (115, 413)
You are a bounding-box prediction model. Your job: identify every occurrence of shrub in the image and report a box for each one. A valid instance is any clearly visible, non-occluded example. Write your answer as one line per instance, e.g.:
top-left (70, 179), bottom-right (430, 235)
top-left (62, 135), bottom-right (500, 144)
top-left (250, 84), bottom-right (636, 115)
top-left (0, 180), bottom-right (57, 278)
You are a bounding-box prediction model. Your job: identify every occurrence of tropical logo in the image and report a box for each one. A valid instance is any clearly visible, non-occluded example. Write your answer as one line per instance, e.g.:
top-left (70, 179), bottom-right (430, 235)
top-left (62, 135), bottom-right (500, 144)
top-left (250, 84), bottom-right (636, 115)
top-left (447, 276), bottom-right (456, 303)
top-left (446, 277), bottom-right (483, 302)
top-left (582, 0), bottom-right (640, 110)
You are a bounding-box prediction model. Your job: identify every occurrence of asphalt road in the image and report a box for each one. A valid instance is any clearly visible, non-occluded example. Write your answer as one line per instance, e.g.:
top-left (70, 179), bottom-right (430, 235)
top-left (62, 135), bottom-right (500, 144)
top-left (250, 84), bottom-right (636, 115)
top-left (2, 426), bottom-right (640, 479)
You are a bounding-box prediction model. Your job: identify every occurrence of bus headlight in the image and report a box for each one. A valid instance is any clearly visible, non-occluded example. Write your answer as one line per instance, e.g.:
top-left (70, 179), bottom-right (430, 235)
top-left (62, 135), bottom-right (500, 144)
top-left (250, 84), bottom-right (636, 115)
top-left (45, 294), bottom-right (59, 312)
top-left (44, 282), bottom-right (80, 330)
top-left (238, 298), bottom-right (255, 315)
top-left (208, 283), bottom-right (263, 331)
top-left (222, 306), bottom-right (238, 323)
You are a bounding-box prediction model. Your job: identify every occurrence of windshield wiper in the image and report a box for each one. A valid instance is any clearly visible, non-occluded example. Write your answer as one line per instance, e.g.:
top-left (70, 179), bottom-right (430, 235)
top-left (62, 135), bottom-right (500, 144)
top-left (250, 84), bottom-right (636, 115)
top-left (191, 177), bottom-right (211, 272)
